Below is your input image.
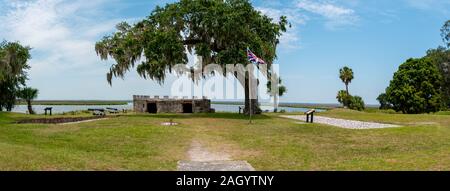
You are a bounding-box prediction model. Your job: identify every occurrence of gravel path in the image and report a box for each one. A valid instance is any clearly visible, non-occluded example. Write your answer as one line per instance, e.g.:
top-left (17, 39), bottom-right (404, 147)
top-left (281, 115), bottom-right (400, 129)
top-left (177, 140), bottom-right (254, 171)
top-left (178, 161), bottom-right (254, 171)
top-left (187, 141), bottom-right (231, 162)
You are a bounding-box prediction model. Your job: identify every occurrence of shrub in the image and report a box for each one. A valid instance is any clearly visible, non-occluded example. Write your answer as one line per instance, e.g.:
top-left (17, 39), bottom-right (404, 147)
top-left (336, 90), bottom-right (352, 107)
top-left (377, 93), bottom-right (392, 110)
top-left (336, 90), bottom-right (366, 111)
top-left (348, 96), bottom-right (365, 111)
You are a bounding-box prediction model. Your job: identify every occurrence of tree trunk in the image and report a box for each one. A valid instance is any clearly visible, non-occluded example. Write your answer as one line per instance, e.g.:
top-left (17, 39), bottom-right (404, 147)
top-left (27, 100), bottom-right (34, 115)
top-left (344, 83), bottom-right (350, 108)
top-left (273, 94), bottom-right (278, 113)
top-left (244, 98), bottom-right (260, 115)
top-left (243, 71), bottom-right (261, 115)
top-left (345, 83), bottom-right (349, 95)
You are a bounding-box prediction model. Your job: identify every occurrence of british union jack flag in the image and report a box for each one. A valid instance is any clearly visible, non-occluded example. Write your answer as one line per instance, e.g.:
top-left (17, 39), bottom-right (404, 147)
top-left (247, 47), bottom-right (266, 64)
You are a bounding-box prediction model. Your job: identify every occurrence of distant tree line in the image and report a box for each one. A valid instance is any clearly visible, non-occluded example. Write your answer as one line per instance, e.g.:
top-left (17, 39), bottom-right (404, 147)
top-left (377, 20), bottom-right (450, 114)
top-left (0, 41), bottom-right (38, 114)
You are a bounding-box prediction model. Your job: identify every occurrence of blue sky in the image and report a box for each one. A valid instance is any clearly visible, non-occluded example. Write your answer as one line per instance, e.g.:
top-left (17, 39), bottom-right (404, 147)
top-left (1, 0), bottom-right (449, 104)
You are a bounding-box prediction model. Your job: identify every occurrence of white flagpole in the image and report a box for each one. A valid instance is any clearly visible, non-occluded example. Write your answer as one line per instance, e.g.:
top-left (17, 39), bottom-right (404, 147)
top-left (247, 47), bottom-right (252, 124)
top-left (249, 73), bottom-right (252, 124)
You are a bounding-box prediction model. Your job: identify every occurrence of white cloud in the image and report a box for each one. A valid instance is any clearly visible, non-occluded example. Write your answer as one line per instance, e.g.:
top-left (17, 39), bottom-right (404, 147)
top-left (296, 0), bottom-right (359, 29)
top-left (257, 7), bottom-right (307, 25)
top-left (405, 0), bottom-right (449, 10)
top-left (257, 7), bottom-right (306, 49)
top-left (256, 0), bottom-right (359, 48)
top-left (404, 0), bottom-right (450, 15)
top-left (0, 0), bottom-right (120, 78)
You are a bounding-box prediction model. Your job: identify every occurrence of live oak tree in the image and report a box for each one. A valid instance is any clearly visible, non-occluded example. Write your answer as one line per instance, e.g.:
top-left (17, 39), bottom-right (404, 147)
top-left (385, 58), bottom-right (443, 114)
top-left (424, 20), bottom-right (450, 109)
top-left (425, 47), bottom-right (450, 108)
top-left (0, 41), bottom-right (31, 111)
top-left (441, 20), bottom-right (450, 48)
top-left (95, 0), bottom-right (288, 115)
top-left (377, 20), bottom-right (450, 112)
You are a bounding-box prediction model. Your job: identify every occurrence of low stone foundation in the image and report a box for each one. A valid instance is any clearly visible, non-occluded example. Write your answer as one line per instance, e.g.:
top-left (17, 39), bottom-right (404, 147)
top-left (17, 116), bottom-right (110, 124)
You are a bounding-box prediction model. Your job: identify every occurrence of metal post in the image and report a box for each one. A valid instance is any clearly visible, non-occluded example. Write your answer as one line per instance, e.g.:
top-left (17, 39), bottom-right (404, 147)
top-left (311, 112), bottom-right (314, 123)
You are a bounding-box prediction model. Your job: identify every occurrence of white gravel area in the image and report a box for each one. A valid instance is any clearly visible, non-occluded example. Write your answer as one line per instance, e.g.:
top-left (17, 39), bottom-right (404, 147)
top-left (281, 115), bottom-right (400, 129)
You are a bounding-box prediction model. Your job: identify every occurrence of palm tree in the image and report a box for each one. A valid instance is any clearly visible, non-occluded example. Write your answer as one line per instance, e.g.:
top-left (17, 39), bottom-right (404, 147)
top-left (337, 90), bottom-right (351, 107)
top-left (19, 87), bottom-right (38, 114)
top-left (267, 78), bottom-right (287, 112)
top-left (339, 66), bottom-right (354, 95)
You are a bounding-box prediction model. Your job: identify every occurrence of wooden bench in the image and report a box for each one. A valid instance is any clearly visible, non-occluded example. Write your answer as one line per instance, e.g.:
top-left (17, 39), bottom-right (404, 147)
top-left (305, 109), bottom-right (316, 123)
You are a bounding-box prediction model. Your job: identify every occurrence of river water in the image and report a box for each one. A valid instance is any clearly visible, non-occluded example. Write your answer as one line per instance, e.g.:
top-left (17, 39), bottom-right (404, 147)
top-left (11, 103), bottom-right (321, 114)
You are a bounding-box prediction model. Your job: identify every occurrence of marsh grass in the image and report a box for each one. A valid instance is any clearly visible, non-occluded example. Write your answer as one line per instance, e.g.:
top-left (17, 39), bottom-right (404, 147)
top-left (16, 100), bottom-right (129, 106)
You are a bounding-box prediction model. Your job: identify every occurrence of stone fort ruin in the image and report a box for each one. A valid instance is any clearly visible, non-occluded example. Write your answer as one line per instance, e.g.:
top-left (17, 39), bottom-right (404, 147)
top-left (133, 95), bottom-right (214, 114)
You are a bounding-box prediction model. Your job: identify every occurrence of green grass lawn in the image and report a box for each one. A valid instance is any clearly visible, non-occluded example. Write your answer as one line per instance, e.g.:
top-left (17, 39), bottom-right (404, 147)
top-left (0, 112), bottom-right (193, 170)
top-left (0, 109), bottom-right (449, 171)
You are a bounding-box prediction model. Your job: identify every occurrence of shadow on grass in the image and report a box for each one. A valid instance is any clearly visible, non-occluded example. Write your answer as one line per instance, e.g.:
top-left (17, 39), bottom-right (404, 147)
top-left (0, 112), bottom-right (36, 124)
top-left (0, 112), bottom-right (15, 124)
top-left (437, 111), bottom-right (450, 115)
top-left (1, 112), bottom-right (273, 124)
top-left (124, 112), bottom-right (272, 120)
